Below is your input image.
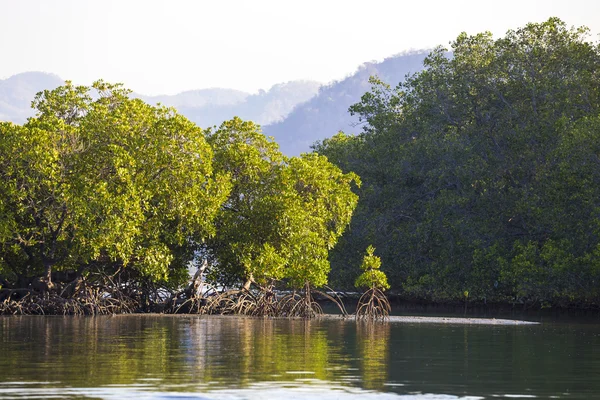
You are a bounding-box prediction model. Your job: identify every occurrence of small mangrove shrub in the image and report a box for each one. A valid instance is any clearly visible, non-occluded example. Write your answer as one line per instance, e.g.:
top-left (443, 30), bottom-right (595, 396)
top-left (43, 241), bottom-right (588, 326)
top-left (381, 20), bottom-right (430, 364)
top-left (355, 245), bottom-right (391, 320)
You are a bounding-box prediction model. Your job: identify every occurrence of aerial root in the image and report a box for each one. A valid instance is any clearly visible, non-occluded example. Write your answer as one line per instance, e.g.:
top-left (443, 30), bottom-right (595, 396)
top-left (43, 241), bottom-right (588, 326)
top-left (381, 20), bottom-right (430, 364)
top-left (355, 287), bottom-right (391, 321)
top-left (1, 275), bottom-right (347, 319)
top-left (173, 282), bottom-right (328, 319)
top-left (0, 287), bottom-right (135, 316)
top-left (277, 283), bottom-right (323, 318)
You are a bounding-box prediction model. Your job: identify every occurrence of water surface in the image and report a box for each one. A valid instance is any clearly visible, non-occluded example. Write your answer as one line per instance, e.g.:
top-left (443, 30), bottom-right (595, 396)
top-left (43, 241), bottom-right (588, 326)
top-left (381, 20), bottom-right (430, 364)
top-left (0, 315), bottom-right (599, 399)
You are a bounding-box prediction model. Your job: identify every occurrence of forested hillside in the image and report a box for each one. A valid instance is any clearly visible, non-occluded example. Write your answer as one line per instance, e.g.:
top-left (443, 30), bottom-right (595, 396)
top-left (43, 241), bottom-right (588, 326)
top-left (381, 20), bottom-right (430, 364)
top-left (316, 18), bottom-right (600, 307)
top-left (263, 51), bottom-right (429, 155)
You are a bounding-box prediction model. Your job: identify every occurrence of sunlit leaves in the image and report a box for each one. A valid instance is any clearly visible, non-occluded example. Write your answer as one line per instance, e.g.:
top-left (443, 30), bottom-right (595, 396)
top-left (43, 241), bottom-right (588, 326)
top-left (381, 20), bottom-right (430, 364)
top-left (205, 118), bottom-right (359, 289)
top-left (355, 245), bottom-right (389, 290)
top-left (0, 81), bottom-right (229, 284)
top-left (319, 18), bottom-right (600, 305)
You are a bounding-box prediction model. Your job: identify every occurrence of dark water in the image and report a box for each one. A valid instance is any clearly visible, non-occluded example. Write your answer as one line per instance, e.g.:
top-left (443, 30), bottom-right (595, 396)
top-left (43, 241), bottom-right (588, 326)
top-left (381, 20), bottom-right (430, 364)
top-left (0, 315), bottom-right (599, 399)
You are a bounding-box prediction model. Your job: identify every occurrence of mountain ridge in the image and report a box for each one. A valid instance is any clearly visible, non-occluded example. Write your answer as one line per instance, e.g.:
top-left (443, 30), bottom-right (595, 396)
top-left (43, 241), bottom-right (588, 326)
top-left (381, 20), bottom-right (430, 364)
top-left (1, 51), bottom-right (431, 153)
top-left (0, 72), bottom-right (321, 127)
top-left (262, 51), bottom-right (430, 155)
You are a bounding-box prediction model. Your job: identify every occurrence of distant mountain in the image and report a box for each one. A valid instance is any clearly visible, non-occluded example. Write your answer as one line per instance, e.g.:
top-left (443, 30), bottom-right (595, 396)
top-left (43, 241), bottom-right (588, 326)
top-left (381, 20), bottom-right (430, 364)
top-left (0, 72), bottom-right (64, 123)
top-left (0, 72), bottom-right (320, 129)
top-left (137, 88), bottom-right (250, 108)
top-left (1, 52), bottom-right (430, 152)
top-left (262, 51), bottom-right (430, 155)
top-left (172, 80), bottom-right (321, 128)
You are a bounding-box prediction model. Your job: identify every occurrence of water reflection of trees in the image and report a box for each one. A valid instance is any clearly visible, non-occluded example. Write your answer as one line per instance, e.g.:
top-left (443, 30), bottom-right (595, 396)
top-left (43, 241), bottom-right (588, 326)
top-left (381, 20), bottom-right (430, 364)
top-left (356, 322), bottom-right (390, 390)
top-left (3, 316), bottom-right (600, 397)
top-left (185, 317), bottom-right (342, 385)
top-left (0, 316), bottom-right (398, 390)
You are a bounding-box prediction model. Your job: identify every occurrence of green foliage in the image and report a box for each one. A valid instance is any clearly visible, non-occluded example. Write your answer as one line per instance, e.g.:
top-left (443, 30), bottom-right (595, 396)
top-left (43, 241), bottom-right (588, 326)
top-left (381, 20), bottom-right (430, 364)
top-left (355, 245), bottom-right (390, 290)
top-left (0, 81), bottom-right (229, 285)
top-left (318, 18), bottom-right (600, 306)
top-left (205, 118), bottom-right (360, 289)
top-left (1, 79), bottom-right (360, 306)
top-left (204, 117), bottom-right (287, 286)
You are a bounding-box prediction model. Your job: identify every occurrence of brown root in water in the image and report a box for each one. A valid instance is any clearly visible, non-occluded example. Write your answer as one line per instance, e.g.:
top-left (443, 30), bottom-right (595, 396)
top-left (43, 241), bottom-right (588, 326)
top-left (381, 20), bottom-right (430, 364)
top-left (355, 287), bottom-right (391, 321)
top-left (249, 288), bottom-right (278, 317)
top-left (176, 279), bottom-right (327, 318)
top-left (0, 287), bottom-right (136, 316)
top-left (1, 268), bottom-right (348, 319)
top-left (313, 285), bottom-right (349, 317)
top-left (190, 286), bottom-right (272, 316)
top-left (277, 283), bottom-right (323, 318)
top-left (0, 270), bottom-right (138, 316)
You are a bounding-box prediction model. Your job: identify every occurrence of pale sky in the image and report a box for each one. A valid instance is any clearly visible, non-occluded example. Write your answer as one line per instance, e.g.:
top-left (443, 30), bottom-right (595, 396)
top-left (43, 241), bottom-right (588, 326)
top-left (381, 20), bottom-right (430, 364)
top-left (1, 0), bottom-right (599, 95)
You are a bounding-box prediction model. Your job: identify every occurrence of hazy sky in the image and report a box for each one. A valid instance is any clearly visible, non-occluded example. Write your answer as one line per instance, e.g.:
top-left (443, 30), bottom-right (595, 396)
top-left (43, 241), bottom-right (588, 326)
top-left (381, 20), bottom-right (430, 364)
top-left (1, 0), bottom-right (599, 95)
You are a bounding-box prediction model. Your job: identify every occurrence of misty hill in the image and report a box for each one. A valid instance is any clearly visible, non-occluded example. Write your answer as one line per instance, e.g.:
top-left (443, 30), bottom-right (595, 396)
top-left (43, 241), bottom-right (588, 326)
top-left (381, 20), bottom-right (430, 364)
top-left (0, 51), bottom-right (430, 150)
top-left (0, 72), bottom-right (64, 123)
top-left (172, 80), bottom-right (321, 128)
top-left (262, 51), bottom-right (430, 155)
top-left (0, 73), bottom-right (321, 128)
top-left (137, 88), bottom-right (250, 108)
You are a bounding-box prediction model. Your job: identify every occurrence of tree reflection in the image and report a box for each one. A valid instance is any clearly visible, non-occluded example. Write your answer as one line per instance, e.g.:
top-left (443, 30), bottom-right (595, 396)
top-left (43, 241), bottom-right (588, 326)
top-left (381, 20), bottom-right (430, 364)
top-left (356, 322), bottom-right (390, 390)
top-left (0, 316), bottom-right (392, 391)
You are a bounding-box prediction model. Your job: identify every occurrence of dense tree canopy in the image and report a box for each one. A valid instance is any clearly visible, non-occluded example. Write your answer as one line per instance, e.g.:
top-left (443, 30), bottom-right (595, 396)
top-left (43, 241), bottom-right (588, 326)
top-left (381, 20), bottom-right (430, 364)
top-left (315, 18), bottom-right (600, 306)
top-left (6, 17), bottom-right (600, 313)
top-left (0, 82), bottom-right (359, 310)
top-left (204, 117), bottom-right (359, 289)
top-left (0, 81), bottom-right (229, 288)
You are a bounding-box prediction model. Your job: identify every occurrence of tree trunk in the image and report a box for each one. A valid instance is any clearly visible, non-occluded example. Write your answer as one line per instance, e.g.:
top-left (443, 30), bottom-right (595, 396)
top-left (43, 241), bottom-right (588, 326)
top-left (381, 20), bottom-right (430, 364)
top-left (243, 273), bottom-right (254, 291)
top-left (185, 259), bottom-right (208, 299)
top-left (44, 261), bottom-right (52, 284)
top-left (41, 259), bottom-right (55, 294)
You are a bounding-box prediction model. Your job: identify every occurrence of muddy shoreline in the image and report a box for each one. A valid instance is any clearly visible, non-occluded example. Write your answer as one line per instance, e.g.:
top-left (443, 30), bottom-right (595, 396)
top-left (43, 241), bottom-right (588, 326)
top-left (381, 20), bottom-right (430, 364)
top-left (96, 313), bottom-right (540, 325)
top-left (316, 314), bottom-right (539, 325)
top-left (384, 315), bottom-right (538, 325)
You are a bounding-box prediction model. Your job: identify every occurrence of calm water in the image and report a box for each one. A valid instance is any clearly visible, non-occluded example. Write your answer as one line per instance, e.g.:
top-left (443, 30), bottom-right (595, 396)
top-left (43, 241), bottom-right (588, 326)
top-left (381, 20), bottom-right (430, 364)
top-left (0, 315), bottom-right (599, 399)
